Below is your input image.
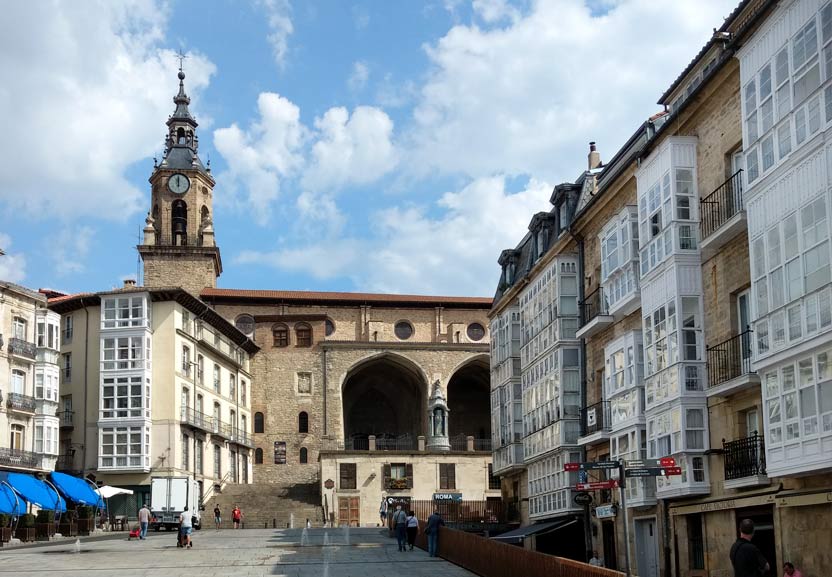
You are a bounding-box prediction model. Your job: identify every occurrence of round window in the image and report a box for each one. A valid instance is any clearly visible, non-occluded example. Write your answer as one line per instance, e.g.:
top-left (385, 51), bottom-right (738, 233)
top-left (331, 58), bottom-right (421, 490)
top-left (394, 321), bottom-right (414, 340)
top-left (325, 319), bottom-right (335, 336)
top-left (467, 323), bottom-right (486, 341)
top-left (235, 314), bottom-right (255, 335)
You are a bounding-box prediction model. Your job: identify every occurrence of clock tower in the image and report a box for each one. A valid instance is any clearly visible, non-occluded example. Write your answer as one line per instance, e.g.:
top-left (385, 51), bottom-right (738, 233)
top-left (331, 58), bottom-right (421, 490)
top-left (138, 68), bottom-right (222, 295)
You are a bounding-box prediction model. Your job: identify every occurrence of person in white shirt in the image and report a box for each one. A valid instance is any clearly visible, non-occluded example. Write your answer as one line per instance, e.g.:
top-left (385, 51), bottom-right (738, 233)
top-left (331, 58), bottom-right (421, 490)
top-left (589, 551), bottom-right (603, 566)
top-left (179, 507), bottom-right (193, 549)
top-left (405, 511), bottom-right (419, 551)
top-left (137, 504), bottom-right (151, 540)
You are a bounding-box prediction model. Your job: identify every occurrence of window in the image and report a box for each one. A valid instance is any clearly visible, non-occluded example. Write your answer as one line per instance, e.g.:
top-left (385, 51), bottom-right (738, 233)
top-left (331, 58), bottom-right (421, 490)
top-left (101, 375), bottom-right (146, 418)
top-left (241, 380), bottom-right (247, 405)
top-left (102, 296), bottom-right (147, 328)
top-left (300, 447), bottom-right (308, 464)
top-left (254, 412), bottom-right (264, 434)
top-left (11, 369), bottom-right (25, 394)
top-left (254, 448), bottom-right (263, 464)
top-left (62, 353), bottom-right (72, 381)
top-left (439, 463), bottom-right (456, 490)
top-left (234, 314), bottom-right (255, 336)
top-left (229, 374), bottom-right (236, 399)
top-left (297, 372), bottom-right (312, 394)
top-left (213, 364), bottom-right (221, 393)
top-left (298, 412), bottom-right (309, 434)
top-left (340, 463), bottom-right (357, 489)
top-left (272, 324), bottom-right (288, 347)
top-left (196, 439), bottom-right (204, 475)
top-left (488, 463), bottom-right (501, 490)
top-left (745, 80), bottom-right (758, 144)
top-left (214, 444), bottom-right (221, 478)
top-left (296, 323), bottom-right (312, 347)
top-left (229, 451), bottom-right (238, 483)
top-left (10, 425), bottom-right (25, 451)
top-left (181, 344), bottom-right (191, 375)
top-left (746, 149), bottom-right (759, 183)
top-left (197, 355), bottom-right (204, 385)
top-left (686, 409), bottom-right (705, 449)
top-left (394, 321), bottom-right (413, 340)
top-left (12, 316), bottom-right (27, 340)
top-left (182, 434), bottom-right (190, 470)
top-left (102, 337), bottom-right (145, 370)
top-left (35, 423), bottom-right (58, 455)
top-left (325, 319), bottom-right (335, 336)
top-left (776, 47), bottom-right (791, 120)
top-left (778, 121), bottom-right (792, 159)
top-left (99, 425), bottom-right (149, 469)
top-left (761, 136), bottom-right (775, 171)
top-left (467, 323), bottom-right (486, 341)
top-left (62, 315), bottom-right (73, 343)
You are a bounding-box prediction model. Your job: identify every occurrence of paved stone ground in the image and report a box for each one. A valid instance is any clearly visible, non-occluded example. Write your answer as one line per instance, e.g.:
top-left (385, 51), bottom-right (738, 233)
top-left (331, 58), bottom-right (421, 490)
top-left (0, 528), bottom-right (477, 577)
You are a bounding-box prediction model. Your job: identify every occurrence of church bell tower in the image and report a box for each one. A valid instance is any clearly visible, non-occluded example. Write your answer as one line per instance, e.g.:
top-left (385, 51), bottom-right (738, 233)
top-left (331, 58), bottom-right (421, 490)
top-left (138, 68), bottom-right (222, 295)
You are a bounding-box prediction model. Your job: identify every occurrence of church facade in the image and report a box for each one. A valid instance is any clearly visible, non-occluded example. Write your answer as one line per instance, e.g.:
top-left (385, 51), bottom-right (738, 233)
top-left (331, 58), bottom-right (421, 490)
top-left (78, 68), bottom-right (500, 527)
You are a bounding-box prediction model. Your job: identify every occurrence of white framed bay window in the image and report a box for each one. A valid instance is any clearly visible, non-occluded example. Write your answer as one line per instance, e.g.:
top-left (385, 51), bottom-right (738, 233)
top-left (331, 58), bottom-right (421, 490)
top-left (99, 425), bottom-right (151, 470)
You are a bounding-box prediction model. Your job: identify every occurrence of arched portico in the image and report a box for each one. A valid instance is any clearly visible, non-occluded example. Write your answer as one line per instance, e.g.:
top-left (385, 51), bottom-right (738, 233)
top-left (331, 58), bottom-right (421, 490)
top-left (447, 356), bottom-right (491, 439)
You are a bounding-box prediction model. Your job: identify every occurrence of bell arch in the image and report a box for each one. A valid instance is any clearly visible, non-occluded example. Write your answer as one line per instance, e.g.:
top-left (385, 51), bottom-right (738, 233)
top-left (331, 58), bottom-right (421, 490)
top-left (446, 355), bottom-right (491, 440)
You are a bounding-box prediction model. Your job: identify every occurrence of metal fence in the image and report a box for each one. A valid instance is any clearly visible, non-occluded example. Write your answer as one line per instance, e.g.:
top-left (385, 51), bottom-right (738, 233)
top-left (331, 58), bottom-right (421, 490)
top-left (579, 286), bottom-right (609, 328)
top-left (707, 329), bottom-right (754, 388)
top-left (723, 433), bottom-right (766, 480)
top-left (7, 392), bottom-right (36, 413)
top-left (376, 434), bottom-right (414, 451)
top-left (414, 522), bottom-right (624, 577)
top-left (410, 500), bottom-right (504, 525)
top-left (581, 401), bottom-right (611, 436)
top-left (700, 169), bottom-right (744, 240)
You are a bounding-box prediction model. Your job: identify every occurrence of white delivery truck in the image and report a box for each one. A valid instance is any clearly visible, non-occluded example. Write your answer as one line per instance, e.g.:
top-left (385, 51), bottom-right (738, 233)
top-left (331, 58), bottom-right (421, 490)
top-left (150, 476), bottom-right (202, 531)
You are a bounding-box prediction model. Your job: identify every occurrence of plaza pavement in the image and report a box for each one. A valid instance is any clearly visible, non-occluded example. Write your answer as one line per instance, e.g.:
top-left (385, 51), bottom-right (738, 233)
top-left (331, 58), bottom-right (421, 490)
top-left (0, 527), bottom-right (478, 577)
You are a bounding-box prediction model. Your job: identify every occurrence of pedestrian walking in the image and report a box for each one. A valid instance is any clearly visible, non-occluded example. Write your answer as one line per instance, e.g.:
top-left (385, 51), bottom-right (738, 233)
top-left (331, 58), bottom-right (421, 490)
top-left (405, 510), bottom-right (419, 551)
top-left (783, 562), bottom-right (803, 577)
top-left (179, 507), bottom-right (193, 549)
top-left (378, 496), bottom-right (387, 527)
top-left (137, 503), bottom-right (151, 540)
top-left (425, 509), bottom-right (445, 558)
top-left (213, 504), bottom-right (222, 531)
top-left (232, 505), bottom-right (243, 529)
top-left (392, 505), bottom-right (408, 552)
top-left (730, 519), bottom-right (769, 577)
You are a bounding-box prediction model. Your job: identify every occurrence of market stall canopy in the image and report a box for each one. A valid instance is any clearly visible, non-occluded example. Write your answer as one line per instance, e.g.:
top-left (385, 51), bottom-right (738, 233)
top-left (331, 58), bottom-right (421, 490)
top-left (0, 472), bottom-right (66, 512)
top-left (50, 472), bottom-right (104, 507)
top-left (96, 485), bottom-right (134, 499)
top-left (0, 482), bottom-right (22, 516)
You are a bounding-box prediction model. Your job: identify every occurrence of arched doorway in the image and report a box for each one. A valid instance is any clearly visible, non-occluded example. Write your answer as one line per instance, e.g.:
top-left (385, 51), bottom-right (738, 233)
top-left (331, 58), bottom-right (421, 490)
top-left (341, 354), bottom-right (427, 447)
top-left (447, 357), bottom-right (491, 440)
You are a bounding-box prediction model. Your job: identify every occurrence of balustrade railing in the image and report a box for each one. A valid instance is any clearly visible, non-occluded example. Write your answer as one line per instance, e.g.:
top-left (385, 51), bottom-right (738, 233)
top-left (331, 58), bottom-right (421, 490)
top-left (180, 407), bottom-right (214, 431)
top-left (59, 410), bottom-right (74, 428)
top-left (723, 433), bottom-right (766, 480)
top-left (579, 286), bottom-right (609, 327)
top-left (707, 329), bottom-right (754, 388)
top-left (376, 434), bottom-right (414, 451)
top-left (700, 169), bottom-right (744, 240)
top-left (7, 392), bottom-right (36, 413)
top-left (0, 447), bottom-right (39, 469)
top-left (581, 400), bottom-right (611, 436)
top-left (8, 337), bottom-right (36, 360)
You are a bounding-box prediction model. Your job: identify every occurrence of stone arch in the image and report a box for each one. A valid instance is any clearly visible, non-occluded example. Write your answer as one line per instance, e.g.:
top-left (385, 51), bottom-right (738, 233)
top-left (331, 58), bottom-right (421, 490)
top-left (340, 352), bottom-right (429, 443)
top-left (171, 199), bottom-right (187, 246)
top-left (299, 447), bottom-right (308, 464)
top-left (446, 354), bottom-right (491, 440)
top-left (254, 448), bottom-right (263, 464)
top-left (254, 412), bottom-right (264, 433)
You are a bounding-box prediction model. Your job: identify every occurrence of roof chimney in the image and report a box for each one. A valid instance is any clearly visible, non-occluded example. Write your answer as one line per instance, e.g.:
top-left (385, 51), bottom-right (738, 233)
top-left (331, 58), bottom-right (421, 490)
top-left (123, 279), bottom-right (137, 288)
top-left (588, 141), bottom-right (601, 170)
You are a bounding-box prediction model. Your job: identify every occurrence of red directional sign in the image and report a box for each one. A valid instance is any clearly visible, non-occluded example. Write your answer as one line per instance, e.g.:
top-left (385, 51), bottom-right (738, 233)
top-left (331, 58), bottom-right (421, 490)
top-left (663, 466), bottom-right (682, 476)
top-left (659, 457), bottom-right (677, 467)
top-left (565, 462), bottom-right (580, 471)
top-left (575, 480), bottom-right (619, 491)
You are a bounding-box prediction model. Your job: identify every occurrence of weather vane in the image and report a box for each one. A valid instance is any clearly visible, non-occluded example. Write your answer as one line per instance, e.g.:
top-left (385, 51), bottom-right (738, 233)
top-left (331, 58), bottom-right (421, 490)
top-left (176, 49), bottom-right (188, 72)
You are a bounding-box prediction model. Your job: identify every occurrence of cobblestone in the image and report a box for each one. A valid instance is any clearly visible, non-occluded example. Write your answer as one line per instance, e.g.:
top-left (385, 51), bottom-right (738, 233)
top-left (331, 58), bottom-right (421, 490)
top-left (0, 528), bottom-right (477, 577)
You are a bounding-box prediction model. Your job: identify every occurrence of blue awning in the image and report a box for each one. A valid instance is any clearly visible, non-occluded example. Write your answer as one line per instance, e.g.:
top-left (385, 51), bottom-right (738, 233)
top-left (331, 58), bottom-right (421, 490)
top-left (0, 472), bottom-right (66, 512)
top-left (50, 472), bottom-right (104, 507)
top-left (0, 483), bottom-right (22, 516)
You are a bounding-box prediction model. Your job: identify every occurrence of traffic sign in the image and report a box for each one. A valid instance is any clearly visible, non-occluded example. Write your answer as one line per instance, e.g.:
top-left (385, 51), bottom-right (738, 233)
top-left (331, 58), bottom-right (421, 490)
top-left (625, 458), bottom-right (676, 469)
top-left (575, 480), bottom-right (619, 491)
top-left (625, 466), bottom-right (683, 477)
top-left (573, 492), bottom-right (594, 506)
top-left (566, 461), bottom-right (619, 471)
top-left (659, 457), bottom-right (677, 467)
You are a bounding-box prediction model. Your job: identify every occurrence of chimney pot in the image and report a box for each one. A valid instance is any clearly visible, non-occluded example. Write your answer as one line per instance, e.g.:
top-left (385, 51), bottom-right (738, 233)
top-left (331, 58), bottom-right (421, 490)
top-left (124, 279), bottom-right (137, 288)
top-left (588, 141), bottom-right (601, 170)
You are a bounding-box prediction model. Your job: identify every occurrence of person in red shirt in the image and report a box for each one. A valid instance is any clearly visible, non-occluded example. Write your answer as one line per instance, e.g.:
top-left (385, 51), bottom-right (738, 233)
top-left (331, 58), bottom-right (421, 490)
top-left (783, 562), bottom-right (803, 577)
top-left (232, 505), bottom-right (243, 529)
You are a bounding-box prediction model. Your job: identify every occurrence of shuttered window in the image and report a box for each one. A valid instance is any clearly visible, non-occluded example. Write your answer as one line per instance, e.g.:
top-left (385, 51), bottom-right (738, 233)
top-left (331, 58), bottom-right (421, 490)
top-left (439, 463), bottom-right (456, 490)
top-left (340, 463), bottom-right (357, 490)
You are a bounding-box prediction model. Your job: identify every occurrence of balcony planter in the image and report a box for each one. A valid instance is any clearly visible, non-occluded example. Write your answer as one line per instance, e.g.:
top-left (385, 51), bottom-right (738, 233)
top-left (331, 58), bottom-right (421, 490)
top-left (387, 479), bottom-right (409, 490)
top-left (16, 514), bottom-right (36, 542)
top-left (77, 506), bottom-right (95, 535)
top-left (0, 514), bottom-right (11, 544)
top-left (35, 511), bottom-right (56, 540)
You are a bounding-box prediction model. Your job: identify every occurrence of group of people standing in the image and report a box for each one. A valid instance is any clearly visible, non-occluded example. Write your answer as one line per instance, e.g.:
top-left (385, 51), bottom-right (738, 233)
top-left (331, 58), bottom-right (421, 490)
top-left (388, 504), bottom-right (445, 557)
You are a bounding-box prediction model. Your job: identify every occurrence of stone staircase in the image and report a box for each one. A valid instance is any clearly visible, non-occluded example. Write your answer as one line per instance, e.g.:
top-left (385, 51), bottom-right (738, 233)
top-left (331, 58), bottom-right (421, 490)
top-left (204, 482), bottom-right (324, 529)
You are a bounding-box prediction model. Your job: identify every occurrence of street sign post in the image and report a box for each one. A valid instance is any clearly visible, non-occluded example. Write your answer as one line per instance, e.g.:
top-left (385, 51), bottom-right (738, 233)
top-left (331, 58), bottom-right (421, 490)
top-left (624, 458), bottom-right (677, 468)
top-left (575, 480), bottom-right (619, 491)
top-left (624, 466), bottom-right (682, 478)
top-left (566, 461), bottom-right (619, 471)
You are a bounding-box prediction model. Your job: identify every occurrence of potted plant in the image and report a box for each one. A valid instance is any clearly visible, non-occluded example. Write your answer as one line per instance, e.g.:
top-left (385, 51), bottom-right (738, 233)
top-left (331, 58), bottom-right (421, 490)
top-left (15, 514), bottom-right (36, 542)
top-left (57, 510), bottom-right (77, 537)
top-left (35, 510), bottom-right (56, 540)
top-left (0, 514), bottom-right (11, 544)
top-left (77, 506), bottom-right (95, 535)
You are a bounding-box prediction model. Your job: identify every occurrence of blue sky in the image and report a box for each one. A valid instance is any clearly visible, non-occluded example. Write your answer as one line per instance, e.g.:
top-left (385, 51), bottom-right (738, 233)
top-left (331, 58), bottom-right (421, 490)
top-left (0, 0), bottom-right (738, 297)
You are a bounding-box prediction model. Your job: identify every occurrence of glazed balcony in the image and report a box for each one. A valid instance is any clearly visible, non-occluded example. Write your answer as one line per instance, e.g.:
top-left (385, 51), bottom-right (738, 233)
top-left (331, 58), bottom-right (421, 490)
top-left (700, 169), bottom-right (745, 259)
top-left (576, 287), bottom-right (613, 339)
top-left (706, 329), bottom-right (759, 397)
top-left (8, 337), bottom-right (36, 361)
top-left (723, 434), bottom-right (768, 489)
top-left (578, 400), bottom-right (612, 446)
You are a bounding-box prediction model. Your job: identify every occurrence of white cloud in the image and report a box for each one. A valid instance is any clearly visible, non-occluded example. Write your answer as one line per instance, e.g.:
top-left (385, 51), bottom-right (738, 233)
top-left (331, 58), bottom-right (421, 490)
top-left (53, 226), bottom-right (95, 276)
top-left (213, 93), bottom-right (306, 225)
top-left (348, 61), bottom-right (370, 92)
top-left (302, 106), bottom-right (398, 192)
top-left (0, 233), bottom-right (27, 283)
top-left (375, 73), bottom-right (418, 109)
top-left (238, 176), bottom-right (551, 295)
top-left (257, 0), bottom-right (294, 68)
top-left (408, 0), bottom-right (737, 181)
top-left (0, 1), bottom-right (215, 222)
top-left (472, 0), bottom-right (521, 23)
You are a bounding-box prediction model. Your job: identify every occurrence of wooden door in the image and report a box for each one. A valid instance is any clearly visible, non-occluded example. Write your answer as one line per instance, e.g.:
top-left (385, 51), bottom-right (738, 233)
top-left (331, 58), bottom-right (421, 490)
top-left (338, 497), bottom-right (360, 527)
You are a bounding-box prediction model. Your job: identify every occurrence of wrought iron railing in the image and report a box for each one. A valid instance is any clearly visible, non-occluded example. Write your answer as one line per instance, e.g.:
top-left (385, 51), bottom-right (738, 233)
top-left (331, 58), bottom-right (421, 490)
top-left (230, 428), bottom-right (253, 447)
top-left (56, 454), bottom-right (80, 473)
top-left (59, 410), bottom-right (74, 428)
top-left (700, 169), bottom-right (744, 240)
top-left (581, 400), bottom-right (612, 436)
top-left (7, 392), bottom-right (36, 412)
top-left (450, 434), bottom-right (468, 451)
top-left (579, 286), bottom-right (610, 327)
top-left (0, 447), bottom-right (39, 469)
top-left (180, 407), bottom-right (214, 431)
top-left (211, 419), bottom-right (233, 440)
top-left (8, 337), bottom-right (36, 359)
top-left (474, 438), bottom-right (493, 452)
top-left (376, 434), bottom-right (414, 451)
top-left (723, 433), bottom-right (766, 480)
top-left (707, 329), bottom-right (754, 388)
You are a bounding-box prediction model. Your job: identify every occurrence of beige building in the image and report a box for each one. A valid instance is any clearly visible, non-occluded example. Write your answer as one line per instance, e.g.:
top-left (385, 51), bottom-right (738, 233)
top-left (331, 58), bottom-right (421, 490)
top-left (0, 281), bottom-right (60, 474)
top-left (48, 285), bottom-right (256, 512)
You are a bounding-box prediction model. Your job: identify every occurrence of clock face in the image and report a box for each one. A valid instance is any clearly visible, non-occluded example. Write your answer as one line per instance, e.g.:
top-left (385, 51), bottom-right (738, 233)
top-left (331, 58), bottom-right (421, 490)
top-left (168, 173), bottom-right (190, 194)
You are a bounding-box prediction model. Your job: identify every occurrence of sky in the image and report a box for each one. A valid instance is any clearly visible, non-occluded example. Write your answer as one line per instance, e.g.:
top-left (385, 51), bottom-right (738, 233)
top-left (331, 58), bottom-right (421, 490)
top-left (0, 0), bottom-right (739, 297)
